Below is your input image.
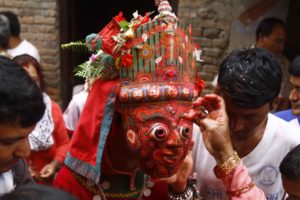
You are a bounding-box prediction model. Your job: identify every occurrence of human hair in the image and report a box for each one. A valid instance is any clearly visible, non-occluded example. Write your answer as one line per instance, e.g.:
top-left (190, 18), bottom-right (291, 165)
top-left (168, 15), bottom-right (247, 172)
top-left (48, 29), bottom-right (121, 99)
top-left (0, 11), bottom-right (20, 37)
top-left (13, 54), bottom-right (46, 91)
top-left (289, 55), bottom-right (300, 77)
top-left (0, 184), bottom-right (77, 200)
top-left (0, 56), bottom-right (45, 127)
top-left (217, 48), bottom-right (282, 108)
top-left (0, 14), bottom-right (10, 49)
top-left (280, 144), bottom-right (300, 181)
top-left (256, 17), bottom-right (286, 41)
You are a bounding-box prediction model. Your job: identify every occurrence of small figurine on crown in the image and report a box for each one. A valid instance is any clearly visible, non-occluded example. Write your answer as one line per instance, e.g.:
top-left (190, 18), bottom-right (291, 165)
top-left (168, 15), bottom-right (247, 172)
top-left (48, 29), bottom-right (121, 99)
top-left (54, 1), bottom-right (204, 199)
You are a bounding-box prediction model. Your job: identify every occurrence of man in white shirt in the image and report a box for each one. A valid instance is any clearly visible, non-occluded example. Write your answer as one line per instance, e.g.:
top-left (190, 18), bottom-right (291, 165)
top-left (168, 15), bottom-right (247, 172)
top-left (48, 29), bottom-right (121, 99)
top-left (0, 11), bottom-right (40, 62)
top-left (169, 48), bottom-right (300, 200)
top-left (193, 48), bottom-right (300, 200)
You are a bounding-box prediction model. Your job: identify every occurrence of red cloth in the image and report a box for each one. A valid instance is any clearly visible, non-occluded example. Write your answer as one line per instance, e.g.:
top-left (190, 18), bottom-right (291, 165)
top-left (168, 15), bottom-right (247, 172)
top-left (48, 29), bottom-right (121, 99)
top-left (26, 100), bottom-right (69, 175)
top-left (53, 166), bottom-right (169, 200)
top-left (68, 79), bottom-right (119, 168)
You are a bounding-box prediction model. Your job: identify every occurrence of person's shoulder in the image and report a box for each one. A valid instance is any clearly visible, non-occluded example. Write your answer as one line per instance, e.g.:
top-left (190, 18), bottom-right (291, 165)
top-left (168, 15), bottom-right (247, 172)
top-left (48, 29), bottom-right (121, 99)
top-left (269, 113), bottom-right (300, 142)
top-left (20, 40), bottom-right (40, 61)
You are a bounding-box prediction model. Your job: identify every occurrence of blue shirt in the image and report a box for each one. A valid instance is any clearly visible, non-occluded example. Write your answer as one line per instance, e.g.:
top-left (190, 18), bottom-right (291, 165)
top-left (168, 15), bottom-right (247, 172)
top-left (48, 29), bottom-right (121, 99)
top-left (274, 109), bottom-right (300, 124)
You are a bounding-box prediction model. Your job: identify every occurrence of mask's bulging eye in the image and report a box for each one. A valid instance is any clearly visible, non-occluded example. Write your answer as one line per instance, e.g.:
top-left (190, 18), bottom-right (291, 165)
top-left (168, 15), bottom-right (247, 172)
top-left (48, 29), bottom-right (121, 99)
top-left (149, 124), bottom-right (168, 141)
top-left (178, 126), bottom-right (190, 139)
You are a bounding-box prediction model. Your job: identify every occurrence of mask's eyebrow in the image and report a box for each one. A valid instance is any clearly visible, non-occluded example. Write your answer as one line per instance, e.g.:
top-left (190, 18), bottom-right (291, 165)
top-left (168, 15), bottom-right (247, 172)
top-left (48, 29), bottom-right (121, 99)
top-left (140, 113), bottom-right (167, 121)
top-left (134, 107), bottom-right (167, 121)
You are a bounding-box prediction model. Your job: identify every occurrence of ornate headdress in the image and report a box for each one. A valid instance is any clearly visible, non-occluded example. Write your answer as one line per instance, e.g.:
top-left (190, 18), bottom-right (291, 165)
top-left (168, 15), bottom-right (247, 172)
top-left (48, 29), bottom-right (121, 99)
top-left (64, 0), bottom-right (204, 184)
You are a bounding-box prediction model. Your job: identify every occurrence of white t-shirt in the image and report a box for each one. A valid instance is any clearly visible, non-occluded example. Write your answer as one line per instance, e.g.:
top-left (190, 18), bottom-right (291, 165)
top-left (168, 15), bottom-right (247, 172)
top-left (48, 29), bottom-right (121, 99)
top-left (289, 118), bottom-right (300, 128)
top-left (63, 91), bottom-right (88, 131)
top-left (192, 113), bottom-right (300, 200)
top-left (8, 39), bottom-right (40, 62)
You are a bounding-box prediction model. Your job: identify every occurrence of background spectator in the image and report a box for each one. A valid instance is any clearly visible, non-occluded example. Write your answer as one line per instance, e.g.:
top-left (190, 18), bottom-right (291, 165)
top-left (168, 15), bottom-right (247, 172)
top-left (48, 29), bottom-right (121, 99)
top-left (0, 11), bottom-right (40, 62)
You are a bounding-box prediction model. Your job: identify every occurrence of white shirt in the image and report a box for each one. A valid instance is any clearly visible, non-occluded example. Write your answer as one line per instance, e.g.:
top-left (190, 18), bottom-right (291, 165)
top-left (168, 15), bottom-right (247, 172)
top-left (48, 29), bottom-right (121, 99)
top-left (192, 113), bottom-right (300, 200)
top-left (8, 39), bottom-right (40, 62)
top-left (0, 170), bottom-right (15, 196)
top-left (63, 91), bottom-right (88, 131)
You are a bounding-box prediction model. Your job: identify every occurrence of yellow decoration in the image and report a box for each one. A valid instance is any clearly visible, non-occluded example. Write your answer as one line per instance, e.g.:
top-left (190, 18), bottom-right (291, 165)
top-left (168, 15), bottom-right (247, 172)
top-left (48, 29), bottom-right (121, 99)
top-left (139, 44), bottom-right (153, 60)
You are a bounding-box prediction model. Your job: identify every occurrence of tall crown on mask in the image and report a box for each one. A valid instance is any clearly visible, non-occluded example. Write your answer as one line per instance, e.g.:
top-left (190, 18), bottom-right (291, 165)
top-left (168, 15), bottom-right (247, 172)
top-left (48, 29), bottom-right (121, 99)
top-left (63, 0), bottom-right (205, 103)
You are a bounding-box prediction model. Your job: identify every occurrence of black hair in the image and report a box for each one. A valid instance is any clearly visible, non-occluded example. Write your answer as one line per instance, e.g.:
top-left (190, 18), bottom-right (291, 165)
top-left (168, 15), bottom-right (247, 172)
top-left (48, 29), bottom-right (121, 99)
top-left (0, 56), bottom-right (45, 127)
top-left (0, 11), bottom-right (20, 37)
top-left (256, 17), bottom-right (286, 41)
top-left (13, 54), bottom-right (46, 91)
top-left (0, 184), bottom-right (77, 200)
top-left (280, 144), bottom-right (300, 181)
top-left (217, 48), bottom-right (282, 108)
top-left (289, 55), bottom-right (300, 77)
top-left (0, 14), bottom-right (10, 49)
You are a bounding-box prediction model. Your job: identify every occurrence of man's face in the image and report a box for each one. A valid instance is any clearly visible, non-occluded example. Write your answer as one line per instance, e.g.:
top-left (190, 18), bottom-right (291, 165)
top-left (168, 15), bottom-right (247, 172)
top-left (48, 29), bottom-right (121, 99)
top-left (122, 101), bottom-right (193, 178)
top-left (289, 75), bottom-right (300, 116)
top-left (0, 123), bottom-right (34, 172)
top-left (282, 175), bottom-right (300, 200)
top-left (258, 25), bottom-right (286, 55)
top-left (222, 95), bottom-right (270, 140)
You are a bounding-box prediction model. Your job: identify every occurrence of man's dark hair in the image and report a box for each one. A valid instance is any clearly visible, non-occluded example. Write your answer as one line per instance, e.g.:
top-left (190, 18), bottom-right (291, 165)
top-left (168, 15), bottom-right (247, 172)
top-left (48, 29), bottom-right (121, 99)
top-left (0, 11), bottom-right (20, 37)
top-left (289, 55), bottom-right (300, 77)
top-left (13, 54), bottom-right (46, 91)
top-left (0, 184), bottom-right (77, 200)
top-left (256, 17), bottom-right (286, 41)
top-left (0, 15), bottom-right (10, 49)
top-left (0, 56), bottom-right (45, 127)
top-left (218, 48), bottom-right (282, 108)
top-left (280, 144), bottom-right (300, 181)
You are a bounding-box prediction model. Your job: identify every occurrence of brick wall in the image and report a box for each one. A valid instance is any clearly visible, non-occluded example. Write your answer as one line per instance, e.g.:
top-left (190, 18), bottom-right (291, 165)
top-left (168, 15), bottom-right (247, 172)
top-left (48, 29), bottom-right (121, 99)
top-left (178, 0), bottom-right (233, 94)
top-left (0, 0), bottom-right (61, 102)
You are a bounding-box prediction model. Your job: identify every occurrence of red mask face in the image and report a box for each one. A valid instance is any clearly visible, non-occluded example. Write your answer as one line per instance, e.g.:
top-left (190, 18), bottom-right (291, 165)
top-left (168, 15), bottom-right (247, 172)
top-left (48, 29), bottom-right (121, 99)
top-left (121, 101), bottom-right (193, 178)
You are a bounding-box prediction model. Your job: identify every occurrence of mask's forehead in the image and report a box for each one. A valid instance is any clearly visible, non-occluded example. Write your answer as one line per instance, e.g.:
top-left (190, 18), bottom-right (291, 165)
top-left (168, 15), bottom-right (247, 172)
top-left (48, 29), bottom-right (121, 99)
top-left (125, 101), bottom-right (192, 122)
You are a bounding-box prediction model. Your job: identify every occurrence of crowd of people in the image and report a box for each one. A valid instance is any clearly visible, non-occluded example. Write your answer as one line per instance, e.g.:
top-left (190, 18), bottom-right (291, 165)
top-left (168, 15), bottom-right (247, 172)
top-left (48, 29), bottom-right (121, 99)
top-left (1, 1), bottom-right (300, 200)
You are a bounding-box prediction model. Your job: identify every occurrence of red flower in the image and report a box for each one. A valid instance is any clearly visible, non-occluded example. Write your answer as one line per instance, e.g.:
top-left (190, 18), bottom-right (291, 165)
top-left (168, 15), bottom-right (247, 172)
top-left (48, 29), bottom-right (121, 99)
top-left (121, 54), bottom-right (133, 68)
top-left (114, 12), bottom-right (126, 23)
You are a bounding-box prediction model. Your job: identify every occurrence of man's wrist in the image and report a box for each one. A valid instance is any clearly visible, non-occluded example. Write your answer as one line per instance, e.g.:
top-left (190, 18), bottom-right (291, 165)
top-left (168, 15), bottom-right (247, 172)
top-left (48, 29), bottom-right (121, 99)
top-left (168, 177), bottom-right (198, 200)
top-left (169, 182), bottom-right (187, 193)
top-left (213, 148), bottom-right (235, 165)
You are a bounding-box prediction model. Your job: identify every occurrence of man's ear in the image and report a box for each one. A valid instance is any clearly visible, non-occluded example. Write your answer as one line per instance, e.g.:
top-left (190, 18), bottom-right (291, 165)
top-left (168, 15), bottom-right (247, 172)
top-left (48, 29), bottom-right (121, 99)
top-left (257, 33), bottom-right (265, 42)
